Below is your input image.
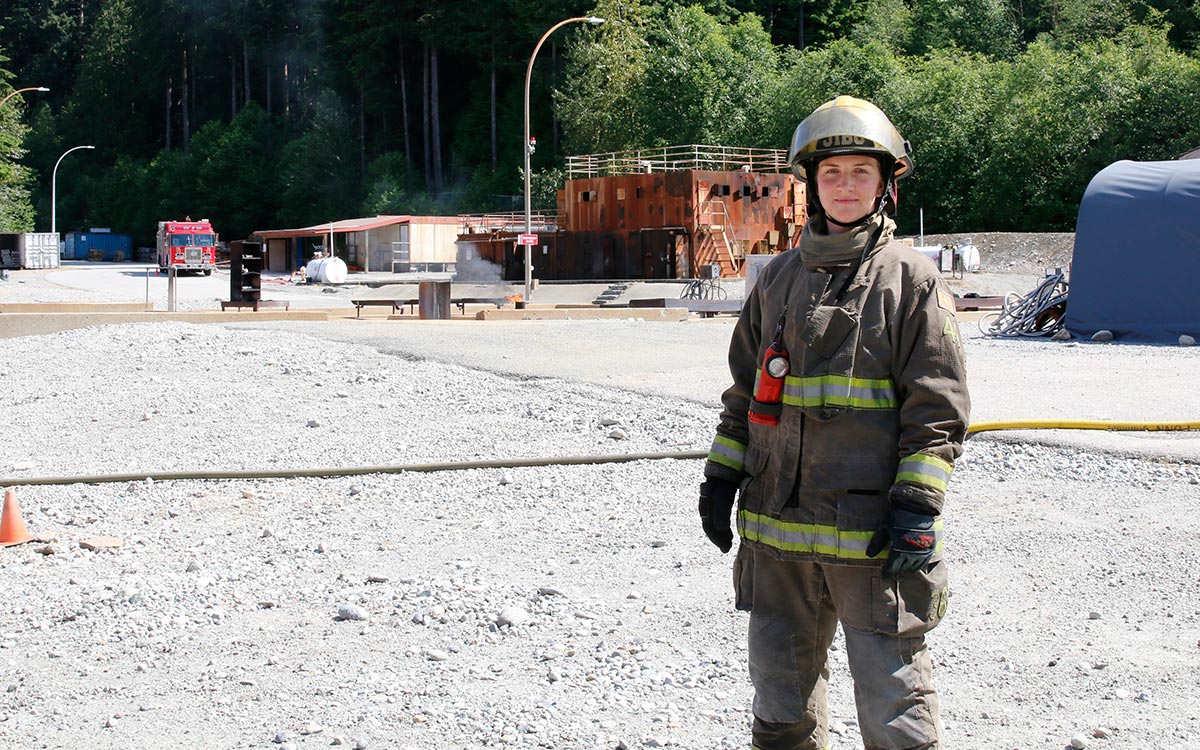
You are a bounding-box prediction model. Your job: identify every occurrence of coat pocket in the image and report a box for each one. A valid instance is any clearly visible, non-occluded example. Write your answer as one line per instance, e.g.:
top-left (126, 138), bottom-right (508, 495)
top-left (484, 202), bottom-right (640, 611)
top-left (870, 559), bottom-right (950, 637)
top-left (800, 305), bottom-right (858, 359)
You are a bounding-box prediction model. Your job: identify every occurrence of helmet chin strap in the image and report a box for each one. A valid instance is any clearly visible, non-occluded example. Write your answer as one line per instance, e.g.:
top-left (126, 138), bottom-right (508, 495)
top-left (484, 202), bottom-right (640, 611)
top-left (824, 207), bottom-right (878, 229)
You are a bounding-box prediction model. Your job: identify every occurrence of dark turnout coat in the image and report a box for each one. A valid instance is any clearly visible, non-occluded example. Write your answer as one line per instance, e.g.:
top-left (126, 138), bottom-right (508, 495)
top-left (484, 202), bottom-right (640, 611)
top-left (705, 215), bottom-right (970, 565)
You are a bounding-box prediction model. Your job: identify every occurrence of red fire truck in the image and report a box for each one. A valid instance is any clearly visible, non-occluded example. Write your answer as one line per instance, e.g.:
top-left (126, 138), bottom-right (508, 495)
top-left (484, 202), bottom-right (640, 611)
top-left (156, 219), bottom-right (218, 275)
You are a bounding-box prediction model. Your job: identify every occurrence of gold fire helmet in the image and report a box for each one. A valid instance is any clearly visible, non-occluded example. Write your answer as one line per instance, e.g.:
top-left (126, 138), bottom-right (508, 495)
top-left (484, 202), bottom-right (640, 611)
top-left (788, 96), bottom-right (913, 181)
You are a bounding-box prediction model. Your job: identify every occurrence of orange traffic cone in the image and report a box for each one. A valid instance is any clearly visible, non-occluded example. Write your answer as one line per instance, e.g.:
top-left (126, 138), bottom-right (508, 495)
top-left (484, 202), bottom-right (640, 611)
top-left (0, 489), bottom-right (34, 547)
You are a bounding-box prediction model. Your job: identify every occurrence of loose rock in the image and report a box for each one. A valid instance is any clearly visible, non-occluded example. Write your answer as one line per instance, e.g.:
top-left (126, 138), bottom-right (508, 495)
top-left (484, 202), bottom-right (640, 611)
top-left (336, 604), bottom-right (369, 622)
top-left (497, 605), bottom-right (531, 627)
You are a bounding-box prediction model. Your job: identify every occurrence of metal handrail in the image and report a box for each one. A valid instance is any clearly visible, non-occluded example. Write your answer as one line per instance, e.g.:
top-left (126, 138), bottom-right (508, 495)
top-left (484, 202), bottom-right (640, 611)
top-left (566, 144), bottom-right (788, 178)
top-left (700, 197), bottom-right (742, 274)
top-left (459, 212), bottom-right (560, 234)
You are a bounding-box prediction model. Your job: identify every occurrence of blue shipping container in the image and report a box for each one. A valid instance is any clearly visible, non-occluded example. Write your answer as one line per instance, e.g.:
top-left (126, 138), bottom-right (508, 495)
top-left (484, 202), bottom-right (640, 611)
top-left (63, 232), bottom-right (134, 262)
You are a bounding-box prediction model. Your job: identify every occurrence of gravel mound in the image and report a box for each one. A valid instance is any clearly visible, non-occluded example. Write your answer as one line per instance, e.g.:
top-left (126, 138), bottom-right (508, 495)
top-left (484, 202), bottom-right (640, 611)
top-left (0, 314), bottom-right (1196, 749)
top-left (910, 232), bottom-right (1076, 274)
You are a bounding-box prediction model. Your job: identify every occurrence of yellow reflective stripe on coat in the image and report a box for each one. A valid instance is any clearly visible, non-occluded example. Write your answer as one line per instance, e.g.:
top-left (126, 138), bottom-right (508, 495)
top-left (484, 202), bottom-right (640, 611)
top-left (781, 374), bottom-right (897, 409)
top-left (739, 509), bottom-right (944, 559)
top-left (708, 434), bottom-right (747, 472)
top-left (895, 453), bottom-right (954, 492)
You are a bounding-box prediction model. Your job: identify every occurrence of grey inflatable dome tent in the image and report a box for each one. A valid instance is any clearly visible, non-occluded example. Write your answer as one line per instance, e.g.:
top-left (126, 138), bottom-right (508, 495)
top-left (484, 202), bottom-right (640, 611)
top-left (1064, 159), bottom-right (1200, 341)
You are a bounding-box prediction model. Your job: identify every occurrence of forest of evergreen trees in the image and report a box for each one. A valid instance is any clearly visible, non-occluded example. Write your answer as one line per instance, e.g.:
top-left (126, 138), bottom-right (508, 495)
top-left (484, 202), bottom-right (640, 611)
top-left (1, 0), bottom-right (1198, 246)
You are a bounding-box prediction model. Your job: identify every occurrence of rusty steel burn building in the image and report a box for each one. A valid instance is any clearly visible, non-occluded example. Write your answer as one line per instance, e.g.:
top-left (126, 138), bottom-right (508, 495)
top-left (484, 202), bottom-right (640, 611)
top-left (458, 145), bottom-right (808, 281)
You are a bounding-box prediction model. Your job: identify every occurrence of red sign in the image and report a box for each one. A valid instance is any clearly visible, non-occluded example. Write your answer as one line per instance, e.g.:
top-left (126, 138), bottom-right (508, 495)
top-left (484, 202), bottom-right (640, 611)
top-left (517, 233), bottom-right (539, 246)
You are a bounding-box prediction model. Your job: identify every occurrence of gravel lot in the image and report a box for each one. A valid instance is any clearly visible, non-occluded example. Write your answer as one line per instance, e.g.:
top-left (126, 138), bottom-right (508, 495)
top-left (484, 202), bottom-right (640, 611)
top-left (1, 239), bottom-right (1198, 750)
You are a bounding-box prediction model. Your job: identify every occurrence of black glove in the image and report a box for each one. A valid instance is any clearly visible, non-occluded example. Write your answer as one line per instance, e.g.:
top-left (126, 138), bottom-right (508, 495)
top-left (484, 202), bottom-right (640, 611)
top-left (698, 478), bottom-right (738, 553)
top-left (866, 504), bottom-right (937, 578)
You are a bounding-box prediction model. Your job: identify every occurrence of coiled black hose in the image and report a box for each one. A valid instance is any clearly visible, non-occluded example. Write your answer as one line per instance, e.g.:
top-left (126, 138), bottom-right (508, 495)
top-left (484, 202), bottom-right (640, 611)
top-left (979, 270), bottom-right (1069, 337)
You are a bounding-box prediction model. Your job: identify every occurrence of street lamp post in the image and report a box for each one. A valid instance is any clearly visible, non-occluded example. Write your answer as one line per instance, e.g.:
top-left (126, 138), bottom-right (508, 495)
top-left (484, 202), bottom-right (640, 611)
top-left (523, 15), bottom-right (604, 304)
top-left (0, 86), bottom-right (49, 110)
top-left (52, 145), bottom-right (95, 236)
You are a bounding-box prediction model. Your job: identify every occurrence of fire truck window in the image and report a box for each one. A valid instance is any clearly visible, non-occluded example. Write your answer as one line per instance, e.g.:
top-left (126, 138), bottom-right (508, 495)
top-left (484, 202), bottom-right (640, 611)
top-left (171, 235), bottom-right (193, 247)
top-left (195, 234), bottom-right (214, 245)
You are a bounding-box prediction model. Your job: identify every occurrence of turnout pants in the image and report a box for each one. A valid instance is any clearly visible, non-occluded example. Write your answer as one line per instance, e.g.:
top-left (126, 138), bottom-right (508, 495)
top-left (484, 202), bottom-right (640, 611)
top-left (734, 545), bottom-right (948, 750)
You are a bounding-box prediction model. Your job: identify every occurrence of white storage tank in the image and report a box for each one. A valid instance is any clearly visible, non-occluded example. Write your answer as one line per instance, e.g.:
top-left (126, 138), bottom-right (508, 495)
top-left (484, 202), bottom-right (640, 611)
top-left (305, 255), bottom-right (348, 284)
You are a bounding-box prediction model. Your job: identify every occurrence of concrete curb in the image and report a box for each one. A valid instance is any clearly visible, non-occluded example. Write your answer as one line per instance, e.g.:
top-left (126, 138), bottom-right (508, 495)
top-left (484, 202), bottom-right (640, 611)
top-left (0, 310), bottom-right (330, 338)
top-left (0, 302), bottom-right (150, 313)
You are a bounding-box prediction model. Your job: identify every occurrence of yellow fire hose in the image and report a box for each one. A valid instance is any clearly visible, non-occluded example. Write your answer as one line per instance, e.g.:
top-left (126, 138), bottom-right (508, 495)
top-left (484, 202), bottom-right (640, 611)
top-left (2, 421), bottom-right (1198, 489)
top-left (968, 419), bottom-right (1200, 434)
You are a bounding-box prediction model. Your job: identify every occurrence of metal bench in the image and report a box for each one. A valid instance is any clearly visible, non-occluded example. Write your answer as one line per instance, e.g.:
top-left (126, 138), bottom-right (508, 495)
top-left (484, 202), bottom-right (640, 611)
top-left (452, 297), bottom-right (509, 314)
top-left (353, 297), bottom-right (509, 318)
top-left (351, 298), bottom-right (418, 318)
top-left (220, 299), bottom-right (291, 312)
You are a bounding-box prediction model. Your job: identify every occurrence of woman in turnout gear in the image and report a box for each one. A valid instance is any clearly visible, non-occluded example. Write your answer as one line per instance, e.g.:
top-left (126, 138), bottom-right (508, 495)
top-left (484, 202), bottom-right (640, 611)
top-left (698, 96), bottom-right (970, 750)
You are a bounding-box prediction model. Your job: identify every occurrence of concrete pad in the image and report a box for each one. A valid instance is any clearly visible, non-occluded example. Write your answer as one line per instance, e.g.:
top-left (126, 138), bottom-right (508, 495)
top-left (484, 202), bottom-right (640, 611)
top-left (475, 308), bottom-right (689, 322)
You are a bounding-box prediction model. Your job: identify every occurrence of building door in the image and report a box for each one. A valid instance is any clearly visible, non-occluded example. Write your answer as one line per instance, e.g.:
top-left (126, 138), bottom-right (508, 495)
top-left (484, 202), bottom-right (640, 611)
top-left (640, 229), bottom-right (682, 279)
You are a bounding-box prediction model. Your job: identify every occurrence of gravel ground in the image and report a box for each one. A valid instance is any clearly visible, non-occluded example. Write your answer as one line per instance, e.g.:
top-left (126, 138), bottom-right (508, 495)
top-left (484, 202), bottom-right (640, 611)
top-left (1, 237), bottom-right (1198, 750)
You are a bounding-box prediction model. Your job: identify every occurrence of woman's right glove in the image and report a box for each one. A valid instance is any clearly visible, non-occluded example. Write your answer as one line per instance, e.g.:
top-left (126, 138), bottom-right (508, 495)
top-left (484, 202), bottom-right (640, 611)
top-left (698, 478), bottom-right (739, 553)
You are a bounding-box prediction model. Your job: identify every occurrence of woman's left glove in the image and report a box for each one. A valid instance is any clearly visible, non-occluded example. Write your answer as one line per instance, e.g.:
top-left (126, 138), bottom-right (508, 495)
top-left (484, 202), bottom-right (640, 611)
top-left (866, 503), bottom-right (937, 578)
top-left (698, 478), bottom-right (739, 553)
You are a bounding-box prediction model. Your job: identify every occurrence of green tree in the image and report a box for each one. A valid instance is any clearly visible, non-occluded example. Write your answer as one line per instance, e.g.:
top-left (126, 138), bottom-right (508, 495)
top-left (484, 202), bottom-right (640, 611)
top-left (1052, 0), bottom-right (1141, 45)
top-left (909, 0), bottom-right (1020, 57)
top-left (768, 39), bottom-right (905, 150)
top-left (880, 50), bottom-right (1004, 231)
top-left (974, 34), bottom-right (1148, 230)
top-left (636, 7), bottom-right (781, 147)
top-left (276, 90), bottom-right (360, 227)
top-left (557, 0), bottom-right (655, 154)
top-left (850, 0), bottom-right (915, 53)
top-left (81, 154), bottom-right (153, 243)
top-left (194, 102), bottom-right (281, 239)
top-left (360, 151), bottom-right (438, 215)
top-left (0, 61), bottom-right (38, 231)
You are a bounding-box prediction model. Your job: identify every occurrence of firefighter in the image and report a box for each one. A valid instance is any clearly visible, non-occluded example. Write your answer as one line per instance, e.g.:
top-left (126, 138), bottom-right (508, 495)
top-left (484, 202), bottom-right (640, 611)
top-left (698, 96), bottom-right (970, 750)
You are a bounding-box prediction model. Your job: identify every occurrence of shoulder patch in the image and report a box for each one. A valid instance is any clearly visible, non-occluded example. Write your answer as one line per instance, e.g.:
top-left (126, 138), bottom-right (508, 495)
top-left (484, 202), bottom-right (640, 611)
top-left (943, 316), bottom-right (959, 343)
top-left (937, 288), bottom-right (955, 313)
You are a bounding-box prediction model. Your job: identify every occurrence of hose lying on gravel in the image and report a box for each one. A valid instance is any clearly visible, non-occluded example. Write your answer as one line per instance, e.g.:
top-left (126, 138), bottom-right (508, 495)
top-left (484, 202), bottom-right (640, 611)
top-left (979, 270), bottom-right (1069, 337)
top-left (968, 419), bottom-right (1200, 434)
top-left (0, 450), bottom-right (710, 488)
top-left (4, 420), bottom-right (1200, 488)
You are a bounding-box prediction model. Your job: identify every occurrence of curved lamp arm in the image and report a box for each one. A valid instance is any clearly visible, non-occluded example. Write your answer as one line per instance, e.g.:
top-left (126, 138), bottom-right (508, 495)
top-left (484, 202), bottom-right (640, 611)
top-left (523, 16), bottom-right (605, 303)
top-left (0, 86), bottom-right (49, 109)
top-left (52, 145), bottom-right (96, 236)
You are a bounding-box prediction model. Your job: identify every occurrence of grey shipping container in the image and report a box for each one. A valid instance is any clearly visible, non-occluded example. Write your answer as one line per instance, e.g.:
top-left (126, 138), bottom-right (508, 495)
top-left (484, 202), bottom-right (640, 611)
top-left (63, 231), bottom-right (134, 262)
top-left (20, 233), bottom-right (60, 269)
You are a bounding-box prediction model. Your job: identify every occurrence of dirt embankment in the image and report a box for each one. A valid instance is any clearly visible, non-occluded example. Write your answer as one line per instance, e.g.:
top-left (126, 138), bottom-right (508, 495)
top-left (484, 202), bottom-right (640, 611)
top-left (900, 232), bottom-right (1076, 274)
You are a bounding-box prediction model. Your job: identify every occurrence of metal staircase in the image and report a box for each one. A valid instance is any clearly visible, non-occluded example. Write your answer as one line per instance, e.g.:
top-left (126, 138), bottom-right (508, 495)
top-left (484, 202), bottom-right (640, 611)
top-left (698, 197), bottom-right (741, 276)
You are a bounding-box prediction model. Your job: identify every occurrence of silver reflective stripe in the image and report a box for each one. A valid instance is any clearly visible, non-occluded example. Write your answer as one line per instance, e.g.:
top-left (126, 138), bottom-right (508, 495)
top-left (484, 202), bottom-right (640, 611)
top-left (895, 453), bottom-right (953, 492)
top-left (708, 435), bottom-right (747, 472)
top-left (781, 374), bottom-right (896, 409)
top-left (739, 509), bottom-right (944, 559)
top-left (740, 511), bottom-right (873, 559)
